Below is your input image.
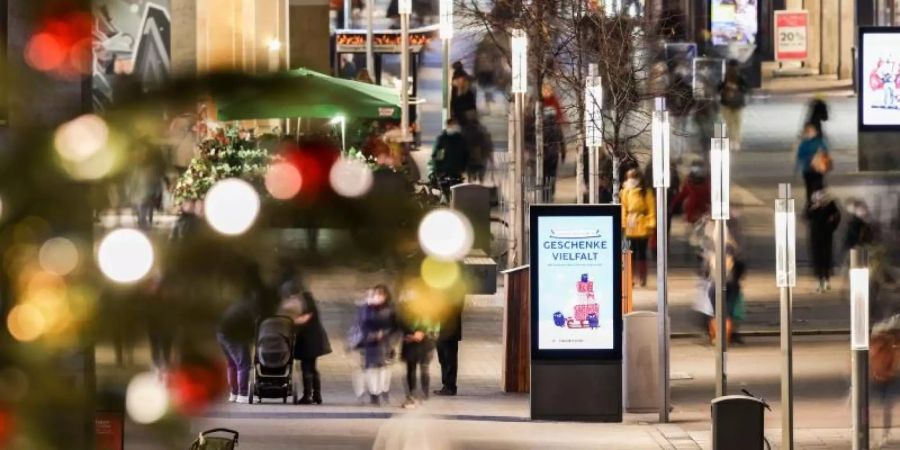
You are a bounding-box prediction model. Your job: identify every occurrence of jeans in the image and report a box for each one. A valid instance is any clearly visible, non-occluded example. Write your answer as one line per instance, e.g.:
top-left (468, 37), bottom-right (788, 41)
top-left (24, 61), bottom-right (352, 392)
top-left (405, 360), bottom-right (430, 398)
top-left (217, 333), bottom-right (251, 396)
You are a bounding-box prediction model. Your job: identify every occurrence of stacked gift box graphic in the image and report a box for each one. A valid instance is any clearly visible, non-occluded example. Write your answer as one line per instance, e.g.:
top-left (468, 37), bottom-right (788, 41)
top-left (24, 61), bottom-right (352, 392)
top-left (567, 273), bottom-right (599, 329)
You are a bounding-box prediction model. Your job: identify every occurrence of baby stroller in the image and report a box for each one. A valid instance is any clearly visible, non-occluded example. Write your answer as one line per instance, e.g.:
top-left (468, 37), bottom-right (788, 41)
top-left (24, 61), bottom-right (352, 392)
top-left (249, 316), bottom-right (295, 404)
top-left (189, 428), bottom-right (238, 450)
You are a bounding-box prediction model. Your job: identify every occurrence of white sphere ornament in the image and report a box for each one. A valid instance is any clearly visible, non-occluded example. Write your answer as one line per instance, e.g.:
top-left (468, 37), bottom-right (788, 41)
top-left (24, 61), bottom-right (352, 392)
top-left (417, 208), bottom-right (474, 261)
top-left (204, 178), bottom-right (261, 236)
top-left (97, 229), bottom-right (154, 283)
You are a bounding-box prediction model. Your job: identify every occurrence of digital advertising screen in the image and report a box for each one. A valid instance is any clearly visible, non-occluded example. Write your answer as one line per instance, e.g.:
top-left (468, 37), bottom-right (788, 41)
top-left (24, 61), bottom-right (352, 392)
top-left (711, 0), bottom-right (758, 46)
top-left (530, 205), bottom-right (622, 360)
top-left (859, 27), bottom-right (900, 131)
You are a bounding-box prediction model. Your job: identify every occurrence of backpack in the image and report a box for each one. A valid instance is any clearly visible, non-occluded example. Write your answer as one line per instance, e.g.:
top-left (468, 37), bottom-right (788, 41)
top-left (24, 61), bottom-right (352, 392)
top-left (720, 80), bottom-right (745, 108)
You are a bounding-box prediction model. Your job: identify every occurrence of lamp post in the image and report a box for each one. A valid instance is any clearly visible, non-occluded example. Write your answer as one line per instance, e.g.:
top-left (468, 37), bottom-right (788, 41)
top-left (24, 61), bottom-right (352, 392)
top-left (850, 248), bottom-right (869, 450)
top-left (710, 122), bottom-right (730, 398)
top-left (510, 29), bottom-right (527, 267)
top-left (652, 97), bottom-right (670, 423)
top-left (775, 183), bottom-right (796, 450)
top-left (399, 0), bottom-right (411, 143)
top-left (535, 101), bottom-right (544, 203)
top-left (585, 64), bottom-right (602, 204)
top-left (330, 115), bottom-right (347, 152)
top-left (440, 0), bottom-right (453, 124)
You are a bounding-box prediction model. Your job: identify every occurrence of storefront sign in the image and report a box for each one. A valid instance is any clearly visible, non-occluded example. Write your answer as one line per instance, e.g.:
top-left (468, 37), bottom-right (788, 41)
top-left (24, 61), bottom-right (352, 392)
top-left (95, 412), bottom-right (124, 450)
top-left (711, 0), bottom-right (758, 46)
top-left (530, 205), bottom-right (622, 360)
top-left (859, 27), bottom-right (900, 130)
top-left (335, 26), bottom-right (437, 54)
top-left (775, 11), bottom-right (808, 61)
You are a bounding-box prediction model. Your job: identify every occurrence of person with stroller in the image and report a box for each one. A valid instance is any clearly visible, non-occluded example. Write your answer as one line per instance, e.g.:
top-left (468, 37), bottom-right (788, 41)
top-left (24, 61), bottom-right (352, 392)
top-left (217, 295), bottom-right (259, 404)
top-left (620, 168), bottom-right (656, 287)
top-left (397, 282), bottom-right (440, 409)
top-left (279, 280), bottom-right (332, 405)
top-left (805, 189), bottom-right (841, 293)
top-left (351, 285), bottom-right (398, 405)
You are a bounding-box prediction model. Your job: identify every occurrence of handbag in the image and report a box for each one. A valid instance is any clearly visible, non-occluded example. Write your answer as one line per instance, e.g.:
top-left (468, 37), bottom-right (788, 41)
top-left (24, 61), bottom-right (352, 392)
top-left (811, 150), bottom-right (833, 174)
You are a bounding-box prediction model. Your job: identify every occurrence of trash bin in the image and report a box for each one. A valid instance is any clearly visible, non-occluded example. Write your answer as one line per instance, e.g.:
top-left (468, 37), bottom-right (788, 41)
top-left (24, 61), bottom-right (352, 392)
top-left (623, 311), bottom-right (658, 413)
top-left (711, 395), bottom-right (766, 450)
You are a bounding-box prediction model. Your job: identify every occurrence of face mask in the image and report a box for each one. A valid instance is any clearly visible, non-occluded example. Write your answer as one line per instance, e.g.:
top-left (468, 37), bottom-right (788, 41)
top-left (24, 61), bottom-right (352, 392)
top-left (624, 179), bottom-right (640, 189)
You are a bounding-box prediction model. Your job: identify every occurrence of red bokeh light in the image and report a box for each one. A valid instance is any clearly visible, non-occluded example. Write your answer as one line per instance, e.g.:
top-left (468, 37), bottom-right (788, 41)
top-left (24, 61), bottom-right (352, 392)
top-left (0, 408), bottom-right (14, 445)
top-left (25, 33), bottom-right (66, 72)
top-left (278, 138), bottom-right (340, 202)
top-left (26, 11), bottom-right (93, 76)
top-left (168, 363), bottom-right (226, 416)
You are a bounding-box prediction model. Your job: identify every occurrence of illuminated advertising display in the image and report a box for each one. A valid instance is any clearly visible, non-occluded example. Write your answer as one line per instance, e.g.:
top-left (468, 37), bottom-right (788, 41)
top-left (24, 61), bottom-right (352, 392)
top-left (711, 0), bottom-right (758, 46)
top-left (530, 205), bottom-right (622, 360)
top-left (859, 27), bottom-right (900, 131)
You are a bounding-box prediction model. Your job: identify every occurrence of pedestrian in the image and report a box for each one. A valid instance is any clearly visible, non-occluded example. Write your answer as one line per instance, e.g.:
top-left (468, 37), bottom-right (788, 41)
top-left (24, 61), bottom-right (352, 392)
top-left (397, 284), bottom-right (439, 409)
top-left (279, 279), bottom-right (332, 405)
top-left (128, 145), bottom-right (165, 230)
top-left (806, 94), bottom-right (829, 137)
top-left (541, 108), bottom-right (564, 201)
top-left (620, 168), bottom-right (656, 287)
top-left (844, 200), bottom-right (875, 252)
top-left (451, 76), bottom-right (478, 125)
top-left (805, 189), bottom-right (841, 293)
top-left (356, 68), bottom-right (374, 84)
top-left (795, 122), bottom-right (832, 203)
top-left (474, 37), bottom-right (502, 114)
top-left (430, 118), bottom-right (469, 199)
top-left (717, 59), bottom-right (748, 151)
top-left (351, 285), bottom-right (398, 405)
top-left (870, 321), bottom-right (900, 447)
top-left (434, 292), bottom-right (463, 396)
top-left (705, 246), bottom-right (746, 344)
top-left (461, 119), bottom-right (493, 184)
top-left (217, 295), bottom-right (259, 404)
top-left (670, 162), bottom-right (711, 226)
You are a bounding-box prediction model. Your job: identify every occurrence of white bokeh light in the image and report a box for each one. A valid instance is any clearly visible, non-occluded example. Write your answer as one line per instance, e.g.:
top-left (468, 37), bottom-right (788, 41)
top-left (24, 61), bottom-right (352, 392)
top-left (417, 209), bottom-right (474, 261)
top-left (54, 114), bottom-right (108, 162)
top-left (329, 158), bottom-right (374, 198)
top-left (204, 178), bottom-right (260, 236)
top-left (98, 229), bottom-right (154, 283)
top-left (265, 162), bottom-right (302, 200)
top-left (39, 237), bottom-right (79, 276)
top-left (126, 372), bottom-right (169, 424)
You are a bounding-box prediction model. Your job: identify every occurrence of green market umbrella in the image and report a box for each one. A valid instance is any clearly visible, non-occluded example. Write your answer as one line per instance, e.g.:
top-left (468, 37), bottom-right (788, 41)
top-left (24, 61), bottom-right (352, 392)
top-left (215, 67), bottom-right (401, 121)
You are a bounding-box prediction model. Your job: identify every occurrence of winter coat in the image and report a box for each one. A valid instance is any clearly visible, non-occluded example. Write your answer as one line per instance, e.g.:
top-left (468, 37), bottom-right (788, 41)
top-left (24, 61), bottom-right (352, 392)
top-left (355, 303), bottom-right (398, 368)
top-left (432, 130), bottom-right (469, 178)
top-left (451, 88), bottom-right (477, 124)
top-left (218, 301), bottom-right (257, 344)
top-left (718, 74), bottom-right (748, 109)
top-left (806, 198), bottom-right (841, 245)
top-left (398, 301), bottom-right (439, 363)
top-left (461, 122), bottom-right (492, 170)
top-left (795, 137), bottom-right (827, 175)
top-left (282, 292), bottom-right (332, 361)
top-left (620, 186), bottom-right (657, 238)
top-left (844, 216), bottom-right (875, 251)
top-left (671, 176), bottom-right (711, 224)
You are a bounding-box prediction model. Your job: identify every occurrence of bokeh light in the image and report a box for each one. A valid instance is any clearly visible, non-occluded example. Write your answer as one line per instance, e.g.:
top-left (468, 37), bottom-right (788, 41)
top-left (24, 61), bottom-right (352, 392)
top-left (126, 372), bottom-right (169, 424)
top-left (54, 114), bottom-right (108, 162)
top-left (97, 229), bottom-right (154, 283)
top-left (38, 237), bottom-right (79, 276)
top-left (420, 257), bottom-right (461, 289)
top-left (265, 162), bottom-right (303, 200)
top-left (329, 158), bottom-right (374, 198)
top-left (7, 304), bottom-right (46, 342)
top-left (417, 209), bottom-right (474, 261)
top-left (204, 178), bottom-right (261, 236)
top-left (25, 33), bottom-right (65, 72)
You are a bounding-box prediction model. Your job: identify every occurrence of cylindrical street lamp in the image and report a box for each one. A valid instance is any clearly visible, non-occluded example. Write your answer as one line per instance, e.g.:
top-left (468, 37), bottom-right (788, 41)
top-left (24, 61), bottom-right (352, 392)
top-left (535, 101), bottom-right (544, 203)
top-left (850, 248), bottom-right (869, 450)
top-left (585, 64), bottom-right (602, 204)
top-left (399, 0), bottom-right (412, 143)
top-left (652, 97), bottom-right (670, 423)
top-left (710, 122), bottom-right (730, 398)
top-left (510, 29), bottom-right (527, 267)
top-left (440, 0), bottom-right (453, 124)
top-left (775, 183), bottom-right (796, 450)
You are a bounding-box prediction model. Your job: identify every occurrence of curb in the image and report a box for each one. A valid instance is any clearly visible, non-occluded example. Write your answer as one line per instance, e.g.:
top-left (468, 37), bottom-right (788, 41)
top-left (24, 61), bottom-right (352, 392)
top-left (671, 328), bottom-right (849, 339)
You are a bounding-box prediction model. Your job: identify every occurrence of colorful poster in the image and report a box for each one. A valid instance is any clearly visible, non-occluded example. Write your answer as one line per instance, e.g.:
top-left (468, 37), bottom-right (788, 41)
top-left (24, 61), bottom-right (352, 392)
top-left (536, 215), bottom-right (616, 351)
top-left (711, 0), bottom-right (758, 46)
top-left (774, 11), bottom-right (808, 61)
top-left (860, 30), bottom-right (900, 128)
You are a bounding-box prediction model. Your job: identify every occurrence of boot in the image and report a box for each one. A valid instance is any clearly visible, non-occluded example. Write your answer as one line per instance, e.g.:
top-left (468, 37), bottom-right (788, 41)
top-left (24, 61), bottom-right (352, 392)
top-left (637, 261), bottom-right (648, 287)
top-left (297, 373), bottom-right (314, 405)
top-left (312, 373), bottom-right (323, 405)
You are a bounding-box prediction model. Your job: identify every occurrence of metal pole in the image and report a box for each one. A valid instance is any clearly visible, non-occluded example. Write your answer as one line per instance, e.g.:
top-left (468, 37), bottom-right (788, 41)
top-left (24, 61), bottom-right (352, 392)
top-left (400, 12), bottom-right (410, 142)
top-left (587, 64), bottom-right (599, 204)
top-left (344, 0), bottom-right (352, 29)
top-left (611, 152), bottom-right (620, 203)
top-left (366, 0), bottom-right (374, 77)
top-left (714, 218), bottom-right (727, 397)
top-left (851, 248), bottom-right (870, 450)
top-left (535, 101), bottom-right (544, 203)
top-left (442, 38), bottom-right (451, 124)
top-left (778, 183), bottom-right (794, 450)
top-left (514, 92), bottom-right (526, 265)
top-left (656, 187), bottom-right (669, 422)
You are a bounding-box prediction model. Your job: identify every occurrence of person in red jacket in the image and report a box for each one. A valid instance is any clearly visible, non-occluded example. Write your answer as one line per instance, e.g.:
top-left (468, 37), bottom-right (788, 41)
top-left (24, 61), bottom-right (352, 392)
top-left (671, 163), bottom-right (711, 225)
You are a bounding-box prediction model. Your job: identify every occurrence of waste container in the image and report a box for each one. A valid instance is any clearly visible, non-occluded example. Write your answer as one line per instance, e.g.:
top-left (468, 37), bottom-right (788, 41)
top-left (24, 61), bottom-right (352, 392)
top-left (623, 311), bottom-right (658, 413)
top-left (711, 395), bottom-right (767, 450)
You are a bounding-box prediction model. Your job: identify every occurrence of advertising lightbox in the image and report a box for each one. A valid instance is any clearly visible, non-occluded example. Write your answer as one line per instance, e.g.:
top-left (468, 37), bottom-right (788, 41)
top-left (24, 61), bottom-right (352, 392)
top-left (530, 205), bottom-right (622, 361)
top-left (711, 0), bottom-right (758, 46)
top-left (859, 27), bottom-right (900, 131)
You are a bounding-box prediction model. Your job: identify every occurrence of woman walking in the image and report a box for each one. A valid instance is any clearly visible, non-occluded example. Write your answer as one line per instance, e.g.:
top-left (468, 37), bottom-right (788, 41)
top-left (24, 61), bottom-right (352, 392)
top-left (805, 189), bottom-right (841, 292)
top-left (620, 169), bottom-right (656, 287)
top-left (795, 122), bottom-right (831, 202)
top-left (717, 60), bottom-right (748, 151)
top-left (352, 285), bottom-right (398, 405)
top-left (279, 280), bottom-right (332, 405)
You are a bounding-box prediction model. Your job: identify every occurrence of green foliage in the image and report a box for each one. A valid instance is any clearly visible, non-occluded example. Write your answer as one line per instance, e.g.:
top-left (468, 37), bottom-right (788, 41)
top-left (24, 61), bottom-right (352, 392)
top-left (173, 128), bottom-right (270, 203)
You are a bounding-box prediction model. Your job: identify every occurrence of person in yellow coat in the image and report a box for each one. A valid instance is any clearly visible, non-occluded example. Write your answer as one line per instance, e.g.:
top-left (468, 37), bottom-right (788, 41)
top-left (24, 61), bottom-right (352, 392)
top-left (620, 168), bottom-right (656, 287)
